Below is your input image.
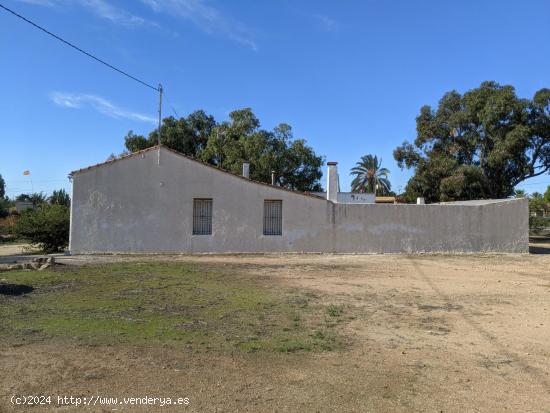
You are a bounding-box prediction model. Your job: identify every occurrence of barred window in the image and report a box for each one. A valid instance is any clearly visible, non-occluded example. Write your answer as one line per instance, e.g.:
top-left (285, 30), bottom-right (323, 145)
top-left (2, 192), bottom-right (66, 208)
top-left (193, 199), bottom-right (212, 235)
top-left (263, 200), bottom-right (282, 236)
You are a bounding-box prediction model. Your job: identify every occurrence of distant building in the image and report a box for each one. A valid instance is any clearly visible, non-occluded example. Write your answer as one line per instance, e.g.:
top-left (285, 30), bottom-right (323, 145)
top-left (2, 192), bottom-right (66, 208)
top-left (15, 200), bottom-right (34, 213)
top-left (375, 196), bottom-right (397, 204)
top-left (68, 146), bottom-right (528, 254)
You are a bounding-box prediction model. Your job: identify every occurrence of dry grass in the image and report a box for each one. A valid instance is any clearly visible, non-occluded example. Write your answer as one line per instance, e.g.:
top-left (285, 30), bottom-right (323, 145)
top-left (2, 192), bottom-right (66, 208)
top-left (1, 253), bottom-right (549, 412)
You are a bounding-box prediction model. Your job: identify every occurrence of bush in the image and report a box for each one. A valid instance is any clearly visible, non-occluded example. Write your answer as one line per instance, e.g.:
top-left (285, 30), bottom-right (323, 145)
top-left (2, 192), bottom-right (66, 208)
top-left (49, 189), bottom-right (71, 207)
top-left (0, 215), bottom-right (19, 242)
top-left (0, 199), bottom-right (9, 218)
top-left (14, 204), bottom-right (70, 252)
top-left (529, 215), bottom-right (548, 234)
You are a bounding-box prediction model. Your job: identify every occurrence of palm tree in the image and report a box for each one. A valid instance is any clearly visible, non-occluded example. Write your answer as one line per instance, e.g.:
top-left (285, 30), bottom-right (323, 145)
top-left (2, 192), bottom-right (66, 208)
top-left (350, 155), bottom-right (391, 195)
top-left (514, 189), bottom-right (527, 198)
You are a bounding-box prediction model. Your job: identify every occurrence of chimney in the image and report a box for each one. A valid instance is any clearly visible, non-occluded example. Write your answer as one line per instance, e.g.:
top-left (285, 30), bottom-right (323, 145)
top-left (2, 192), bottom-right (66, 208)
top-left (271, 170), bottom-right (276, 185)
top-left (242, 162), bottom-right (250, 179)
top-left (416, 197), bottom-right (425, 205)
top-left (327, 162), bottom-right (339, 202)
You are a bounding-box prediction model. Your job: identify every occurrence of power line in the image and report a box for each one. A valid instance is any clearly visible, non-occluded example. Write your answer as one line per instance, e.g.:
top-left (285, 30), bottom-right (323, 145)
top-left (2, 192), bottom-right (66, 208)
top-left (163, 92), bottom-right (179, 118)
top-left (168, 102), bottom-right (179, 118)
top-left (0, 2), bottom-right (159, 92)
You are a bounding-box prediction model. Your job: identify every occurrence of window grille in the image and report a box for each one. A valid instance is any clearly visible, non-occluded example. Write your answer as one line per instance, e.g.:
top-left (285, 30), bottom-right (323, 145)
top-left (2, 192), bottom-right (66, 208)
top-left (193, 199), bottom-right (212, 235)
top-left (263, 200), bottom-right (282, 236)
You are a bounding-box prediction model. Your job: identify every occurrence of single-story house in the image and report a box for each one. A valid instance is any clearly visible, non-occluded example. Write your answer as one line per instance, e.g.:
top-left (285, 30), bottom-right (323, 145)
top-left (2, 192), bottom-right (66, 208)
top-left (15, 200), bottom-right (34, 213)
top-left (68, 146), bottom-right (528, 254)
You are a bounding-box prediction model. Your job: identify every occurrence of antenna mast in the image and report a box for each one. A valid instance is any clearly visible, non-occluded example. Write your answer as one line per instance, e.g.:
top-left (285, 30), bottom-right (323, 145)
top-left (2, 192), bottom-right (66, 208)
top-left (157, 84), bottom-right (163, 165)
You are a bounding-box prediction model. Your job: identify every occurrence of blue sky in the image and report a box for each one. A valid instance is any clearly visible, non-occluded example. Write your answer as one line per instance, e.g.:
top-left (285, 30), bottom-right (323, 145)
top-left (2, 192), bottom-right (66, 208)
top-left (1, 0), bottom-right (549, 197)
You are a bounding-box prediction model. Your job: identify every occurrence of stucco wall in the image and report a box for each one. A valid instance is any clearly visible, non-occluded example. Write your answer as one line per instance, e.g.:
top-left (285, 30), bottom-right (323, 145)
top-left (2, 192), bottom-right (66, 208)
top-left (331, 200), bottom-right (528, 253)
top-left (313, 192), bottom-right (377, 204)
top-left (69, 147), bottom-right (528, 254)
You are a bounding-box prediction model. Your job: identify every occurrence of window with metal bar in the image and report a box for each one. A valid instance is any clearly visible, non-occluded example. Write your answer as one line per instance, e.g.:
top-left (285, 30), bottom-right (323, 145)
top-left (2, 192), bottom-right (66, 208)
top-left (192, 198), bottom-right (212, 235)
top-left (263, 200), bottom-right (282, 236)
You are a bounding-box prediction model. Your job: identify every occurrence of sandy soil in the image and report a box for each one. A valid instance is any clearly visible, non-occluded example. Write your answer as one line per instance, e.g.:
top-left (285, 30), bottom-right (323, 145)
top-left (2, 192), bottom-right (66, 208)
top-left (1, 252), bottom-right (549, 412)
top-left (0, 243), bottom-right (40, 261)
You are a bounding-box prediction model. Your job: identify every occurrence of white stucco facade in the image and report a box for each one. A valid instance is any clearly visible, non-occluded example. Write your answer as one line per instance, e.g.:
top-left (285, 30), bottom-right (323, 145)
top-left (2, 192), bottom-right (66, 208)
top-left (69, 146), bottom-right (529, 254)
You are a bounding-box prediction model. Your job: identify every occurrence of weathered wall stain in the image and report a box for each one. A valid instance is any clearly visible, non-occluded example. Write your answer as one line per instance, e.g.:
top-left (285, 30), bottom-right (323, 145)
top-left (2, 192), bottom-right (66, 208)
top-left (69, 147), bottom-right (529, 254)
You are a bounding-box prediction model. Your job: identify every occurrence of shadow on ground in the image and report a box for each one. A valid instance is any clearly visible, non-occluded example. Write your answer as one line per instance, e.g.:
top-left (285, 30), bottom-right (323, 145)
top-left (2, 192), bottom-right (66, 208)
top-left (0, 283), bottom-right (34, 296)
top-left (529, 236), bottom-right (550, 254)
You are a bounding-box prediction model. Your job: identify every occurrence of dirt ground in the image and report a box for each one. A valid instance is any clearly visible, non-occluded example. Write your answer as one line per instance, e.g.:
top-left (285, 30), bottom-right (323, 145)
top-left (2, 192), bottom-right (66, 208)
top-left (1, 251), bottom-right (550, 412)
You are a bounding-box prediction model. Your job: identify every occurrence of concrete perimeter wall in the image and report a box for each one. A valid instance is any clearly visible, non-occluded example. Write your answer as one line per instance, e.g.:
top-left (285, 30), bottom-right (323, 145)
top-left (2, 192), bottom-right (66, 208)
top-left (332, 200), bottom-right (528, 253)
top-left (69, 147), bottom-right (529, 254)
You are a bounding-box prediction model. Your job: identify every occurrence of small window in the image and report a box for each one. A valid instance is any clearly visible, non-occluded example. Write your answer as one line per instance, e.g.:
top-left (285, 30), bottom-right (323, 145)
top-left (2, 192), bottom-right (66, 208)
top-left (193, 198), bottom-right (212, 235)
top-left (263, 200), bottom-right (282, 236)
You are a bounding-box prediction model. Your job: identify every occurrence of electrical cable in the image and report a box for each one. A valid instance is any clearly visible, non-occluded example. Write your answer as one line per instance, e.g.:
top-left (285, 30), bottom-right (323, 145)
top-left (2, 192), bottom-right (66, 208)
top-left (0, 2), bottom-right (159, 92)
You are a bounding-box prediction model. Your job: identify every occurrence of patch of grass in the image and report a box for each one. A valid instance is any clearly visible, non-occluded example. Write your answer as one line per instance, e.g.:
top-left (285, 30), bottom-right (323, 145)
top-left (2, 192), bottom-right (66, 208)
top-left (327, 304), bottom-right (344, 317)
top-left (0, 262), bottom-right (351, 354)
top-left (277, 340), bottom-right (309, 353)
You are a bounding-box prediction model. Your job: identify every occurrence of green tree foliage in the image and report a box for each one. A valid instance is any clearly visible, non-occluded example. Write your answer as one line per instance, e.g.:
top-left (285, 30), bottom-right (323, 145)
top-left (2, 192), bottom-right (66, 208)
top-left (544, 185), bottom-right (550, 203)
top-left (49, 189), bottom-right (71, 207)
top-left (16, 192), bottom-right (48, 206)
top-left (350, 155), bottom-right (391, 195)
top-left (525, 191), bottom-right (549, 233)
top-left (514, 189), bottom-right (527, 198)
top-left (439, 165), bottom-right (489, 202)
top-left (529, 192), bottom-right (548, 216)
top-left (394, 82), bottom-right (550, 202)
top-left (0, 199), bottom-right (9, 218)
top-left (124, 131), bottom-right (150, 153)
top-left (529, 216), bottom-right (548, 233)
top-left (14, 204), bottom-right (70, 252)
top-left (524, 186), bottom-right (550, 234)
top-left (123, 108), bottom-right (324, 192)
top-left (199, 110), bottom-right (323, 191)
top-left (0, 174), bottom-right (8, 218)
top-left (124, 110), bottom-right (216, 157)
top-left (0, 174), bottom-right (5, 199)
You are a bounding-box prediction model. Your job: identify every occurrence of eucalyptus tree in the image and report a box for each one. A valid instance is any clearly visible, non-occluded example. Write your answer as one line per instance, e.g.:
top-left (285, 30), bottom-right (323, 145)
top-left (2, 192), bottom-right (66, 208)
top-left (394, 82), bottom-right (550, 202)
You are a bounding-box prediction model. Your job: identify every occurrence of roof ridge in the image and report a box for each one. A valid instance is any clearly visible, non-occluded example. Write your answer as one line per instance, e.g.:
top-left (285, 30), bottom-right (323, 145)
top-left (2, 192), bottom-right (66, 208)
top-left (69, 145), bottom-right (161, 177)
top-left (69, 145), bottom-right (326, 201)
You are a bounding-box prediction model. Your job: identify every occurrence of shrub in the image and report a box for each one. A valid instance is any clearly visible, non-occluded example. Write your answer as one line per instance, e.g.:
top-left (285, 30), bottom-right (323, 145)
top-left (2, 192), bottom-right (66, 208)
top-left (0, 215), bottom-right (19, 242)
top-left (16, 192), bottom-right (48, 206)
top-left (14, 204), bottom-right (70, 252)
top-left (529, 215), bottom-right (548, 234)
top-left (49, 189), bottom-right (71, 207)
top-left (0, 198), bottom-right (9, 218)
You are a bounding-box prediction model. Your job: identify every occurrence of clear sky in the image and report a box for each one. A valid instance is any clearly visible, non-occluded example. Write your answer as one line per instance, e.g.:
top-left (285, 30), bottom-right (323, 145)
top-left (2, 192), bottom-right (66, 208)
top-left (1, 0), bottom-right (549, 198)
